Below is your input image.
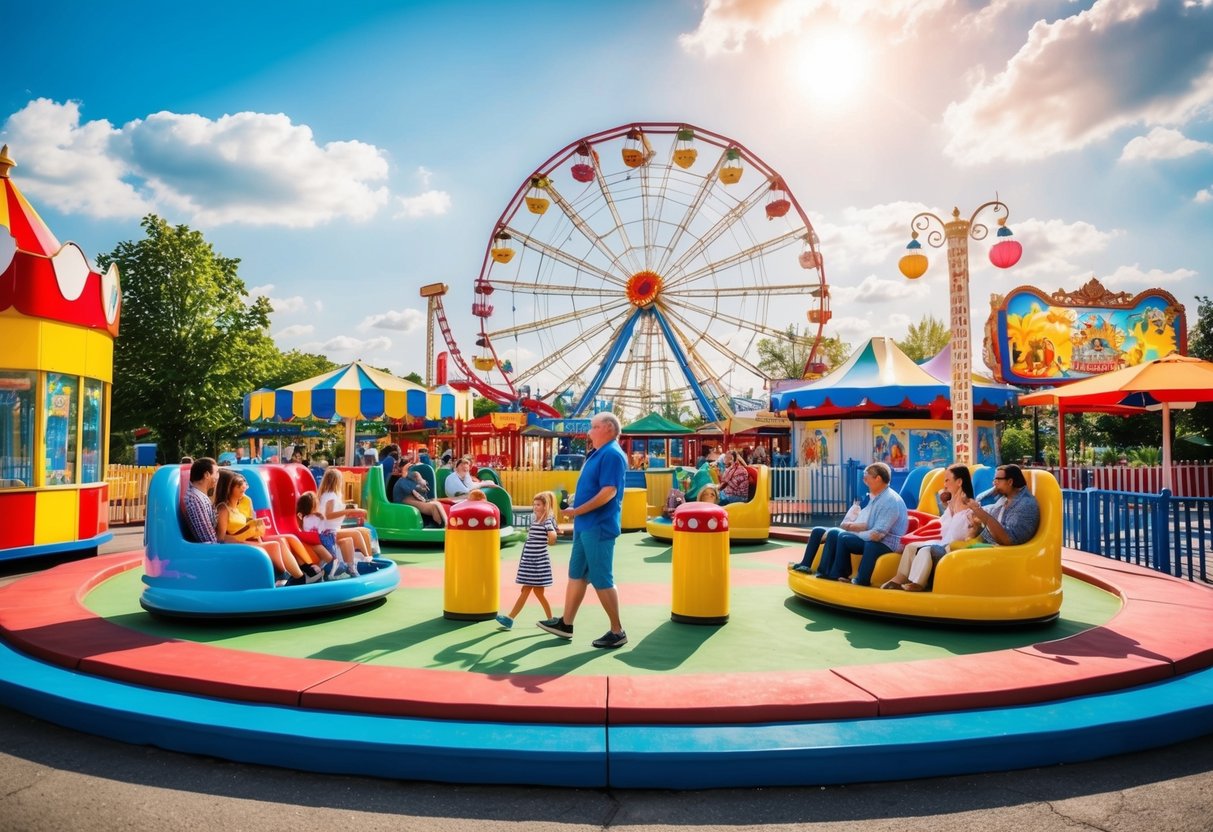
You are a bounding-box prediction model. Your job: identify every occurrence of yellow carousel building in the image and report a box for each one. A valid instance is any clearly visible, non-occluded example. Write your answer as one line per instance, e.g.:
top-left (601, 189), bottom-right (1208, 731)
top-left (0, 146), bottom-right (121, 560)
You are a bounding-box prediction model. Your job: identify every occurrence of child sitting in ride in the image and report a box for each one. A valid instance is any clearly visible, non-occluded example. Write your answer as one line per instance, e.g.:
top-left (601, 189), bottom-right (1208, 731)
top-left (718, 450), bottom-right (751, 505)
top-left (697, 484), bottom-right (720, 504)
top-left (662, 472), bottom-right (692, 519)
top-left (316, 468), bottom-right (376, 574)
top-left (297, 490), bottom-right (357, 579)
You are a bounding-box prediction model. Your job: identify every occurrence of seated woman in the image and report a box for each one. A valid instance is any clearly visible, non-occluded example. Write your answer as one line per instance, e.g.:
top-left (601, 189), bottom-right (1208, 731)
top-left (883, 464), bottom-right (975, 592)
top-left (214, 470), bottom-right (322, 585)
top-left (392, 470), bottom-right (448, 527)
top-left (443, 457), bottom-right (494, 502)
top-left (718, 451), bottom-right (750, 505)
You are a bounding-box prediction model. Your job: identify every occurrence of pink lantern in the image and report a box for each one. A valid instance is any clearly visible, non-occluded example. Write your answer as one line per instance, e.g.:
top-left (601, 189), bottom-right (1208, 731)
top-left (989, 221), bottom-right (1022, 269)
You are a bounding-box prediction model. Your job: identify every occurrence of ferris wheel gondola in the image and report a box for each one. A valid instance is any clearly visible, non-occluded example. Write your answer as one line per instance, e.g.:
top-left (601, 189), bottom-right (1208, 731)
top-left (453, 122), bottom-right (830, 420)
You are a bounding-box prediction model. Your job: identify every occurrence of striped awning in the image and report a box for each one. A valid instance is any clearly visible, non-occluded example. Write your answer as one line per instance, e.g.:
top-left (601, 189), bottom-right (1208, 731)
top-left (244, 361), bottom-right (460, 422)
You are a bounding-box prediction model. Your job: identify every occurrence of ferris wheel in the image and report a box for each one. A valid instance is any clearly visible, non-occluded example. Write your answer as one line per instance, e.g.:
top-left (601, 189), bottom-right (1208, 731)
top-left (456, 122), bottom-right (830, 421)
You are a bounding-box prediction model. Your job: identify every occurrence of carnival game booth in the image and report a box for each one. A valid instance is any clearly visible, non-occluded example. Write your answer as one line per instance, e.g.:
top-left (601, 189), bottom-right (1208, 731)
top-left (140, 464), bottom-right (399, 618)
top-left (772, 338), bottom-right (1018, 489)
top-left (621, 412), bottom-right (694, 469)
top-left (647, 464), bottom-right (771, 544)
top-left (0, 147), bottom-right (118, 562)
top-left (787, 468), bottom-right (1063, 625)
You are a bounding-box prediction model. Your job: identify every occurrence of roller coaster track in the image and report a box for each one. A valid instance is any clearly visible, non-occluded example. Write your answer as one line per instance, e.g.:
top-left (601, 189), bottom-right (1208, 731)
top-left (430, 292), bottom-right (561, 418)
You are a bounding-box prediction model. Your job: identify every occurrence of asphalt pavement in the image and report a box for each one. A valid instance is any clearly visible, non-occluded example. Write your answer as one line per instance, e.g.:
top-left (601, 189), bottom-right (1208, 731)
top-left (1, 524), bottom-right (1211, 831)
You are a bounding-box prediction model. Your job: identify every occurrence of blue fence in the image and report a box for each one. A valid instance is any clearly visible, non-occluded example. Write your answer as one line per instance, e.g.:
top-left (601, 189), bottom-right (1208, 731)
top-left (1061, 488), bottom-right (1209, 583)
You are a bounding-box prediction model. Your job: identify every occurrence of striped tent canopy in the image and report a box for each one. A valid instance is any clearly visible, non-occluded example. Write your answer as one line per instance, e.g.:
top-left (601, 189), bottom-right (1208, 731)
top-left (244, 361), bottom-right (458, 423)
top-left (770, 337), bottom-right (1019, 417)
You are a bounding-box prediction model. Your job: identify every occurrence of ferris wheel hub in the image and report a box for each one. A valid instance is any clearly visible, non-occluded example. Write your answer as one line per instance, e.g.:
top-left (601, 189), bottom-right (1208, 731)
top-left (626, 270), bottom-right (664, 308)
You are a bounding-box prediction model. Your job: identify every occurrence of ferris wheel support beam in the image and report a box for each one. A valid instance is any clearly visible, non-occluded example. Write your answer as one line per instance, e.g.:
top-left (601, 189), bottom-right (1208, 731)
top-left (668, 227), bottom-right (806, 290)
top-left (489, 279), bottom-right (616, 298)
top-left (503, 226), bottom-right (625, 286)
top-left (570, 307), bottom-right (645, 417)
top-left (663, 314), bottom-right (736, 422)
top-left (592, 158), bottom-right (643, 276)
top-left (660, 303), bottom-right (771, 381)
top-left (655, 151), bottom-right (728, 276)
top-left (668, 296), bottom-right (817, 342)
top-left (649, 307), bottom-right (725, 422)
top-left (509, 311), bottom-right (631, 388)
top-left (485, 297), bottom-right (630, 340)
top-left (663, 181), bottom-right (770, 277)
top-left (544, 184), bottom-right (635, 277)
top-left (678, 282), bottom-right (826, 298)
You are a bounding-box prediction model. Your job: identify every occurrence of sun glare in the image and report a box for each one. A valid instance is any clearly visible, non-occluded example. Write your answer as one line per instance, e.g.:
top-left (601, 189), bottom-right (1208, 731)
top-left (794, 28), bottom-right (868, 107)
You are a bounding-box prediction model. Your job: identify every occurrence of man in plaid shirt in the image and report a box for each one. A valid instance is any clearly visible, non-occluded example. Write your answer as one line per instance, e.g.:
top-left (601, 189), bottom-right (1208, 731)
top-left (183, 457), bottom-right (220, 543)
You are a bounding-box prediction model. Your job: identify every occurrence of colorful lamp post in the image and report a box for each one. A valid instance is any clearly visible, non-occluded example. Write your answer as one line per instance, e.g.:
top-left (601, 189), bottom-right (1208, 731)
top-left (897, 201), bottom-right (1020, 465)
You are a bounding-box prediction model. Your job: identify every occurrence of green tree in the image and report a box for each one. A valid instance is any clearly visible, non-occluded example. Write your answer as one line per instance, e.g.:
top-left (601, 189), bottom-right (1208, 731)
top-left (756, 326), bottom-right (851, 379)
top-left (404, 371), bottom-right (424, 385)
top-left (473, 394), bottom-right (501, 418)
top-left (1177, 295), bottom-right (1213, 455)
top-left (896, 314), bottom-right (950, 362)
top-left (260, 349), bottom-right (337, 390)
top-left (99, 215), bottom-right (279, 461)
top-left (999, 425), bottom-right (1033, 463)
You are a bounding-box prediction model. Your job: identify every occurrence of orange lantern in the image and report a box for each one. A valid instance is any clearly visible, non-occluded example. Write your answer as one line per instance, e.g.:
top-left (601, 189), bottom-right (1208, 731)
top-left (622, 128), bottom-right (652, 168)
top-left (898, 234), bottom-right (928, 279)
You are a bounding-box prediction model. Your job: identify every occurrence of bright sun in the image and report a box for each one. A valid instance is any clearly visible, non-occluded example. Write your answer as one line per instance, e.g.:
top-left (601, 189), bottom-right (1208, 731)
top-left (794, 27), bottom-right (869, 106)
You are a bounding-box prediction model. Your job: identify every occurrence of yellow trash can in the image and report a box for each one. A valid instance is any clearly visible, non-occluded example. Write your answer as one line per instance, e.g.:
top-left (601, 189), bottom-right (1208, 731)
top-left (670, 502), bottom-right (730, 625)
top-left (443, 500), bottom-right (501, 621)
top-left (621, 487), bottom-right (648, 532)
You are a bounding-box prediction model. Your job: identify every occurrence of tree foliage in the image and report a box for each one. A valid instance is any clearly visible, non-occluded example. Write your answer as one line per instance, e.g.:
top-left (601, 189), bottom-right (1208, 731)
top-left (99, 215), bottom-right (280, 461)
top-left (260, 350), bottom-right (337, 391)
top-left (896, 314), bottom-right (950, 362)
top-left (1178, 295), bottom-right (1213, 453)
top-left (756, 326), bottom-right (852, 379)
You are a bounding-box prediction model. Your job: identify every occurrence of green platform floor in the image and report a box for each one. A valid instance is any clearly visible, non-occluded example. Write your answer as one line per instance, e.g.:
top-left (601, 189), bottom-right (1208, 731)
top-left (85, 535), bottom-right (1119, 677)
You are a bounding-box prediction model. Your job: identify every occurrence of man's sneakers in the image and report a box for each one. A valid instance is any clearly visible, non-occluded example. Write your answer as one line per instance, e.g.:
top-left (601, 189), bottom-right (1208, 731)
top-left (591, 630), bottom-right (628, 649)
top-left (536, 617), bottom-right (574, 639)
top-left (495, 614), bottom-right (514, 630)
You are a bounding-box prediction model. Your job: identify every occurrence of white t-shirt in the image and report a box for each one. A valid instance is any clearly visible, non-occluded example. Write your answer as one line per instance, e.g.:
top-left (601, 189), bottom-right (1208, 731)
top-left (938, 504), bottom-right (974, 546)
top-left (318, 491), bottom-right (344, 532)
top-left (302, 514), bottom-right (323, 533)
top-left (444, 471), bottom-right (476, 500)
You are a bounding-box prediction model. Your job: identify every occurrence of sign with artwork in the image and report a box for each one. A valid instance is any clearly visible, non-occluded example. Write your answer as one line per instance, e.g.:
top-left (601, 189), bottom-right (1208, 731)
top-left (873, 423), bottom-right (909, 470)
top-left (983, 278), bottom-right (1186, 387)
top-left (798, 420), bottom-right (835, 466)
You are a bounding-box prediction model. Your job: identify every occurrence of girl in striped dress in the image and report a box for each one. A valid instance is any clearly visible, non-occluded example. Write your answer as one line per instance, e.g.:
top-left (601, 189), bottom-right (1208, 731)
top-left (496, 491), bottom-right (556, 630)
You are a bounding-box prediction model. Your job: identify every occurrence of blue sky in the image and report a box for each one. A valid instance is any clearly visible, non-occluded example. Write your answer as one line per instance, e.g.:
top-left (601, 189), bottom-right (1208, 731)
top-left (6, 0), bottom-right (1212, 413)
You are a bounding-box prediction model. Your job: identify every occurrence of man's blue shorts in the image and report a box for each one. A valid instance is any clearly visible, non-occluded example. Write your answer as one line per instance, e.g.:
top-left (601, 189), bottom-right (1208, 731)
top-left (568, 526), bottom-right (616, 590)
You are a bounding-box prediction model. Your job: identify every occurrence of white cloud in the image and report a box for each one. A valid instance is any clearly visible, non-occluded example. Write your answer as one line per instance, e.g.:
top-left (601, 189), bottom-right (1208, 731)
top-left (943, 1), bottom-right (1213, 164)
top-left (1195, 185), bottom-right (1213, 203)
top-left (248, 283), bottom-right (307, 313)
top-left (306, 335), bottom-right (393, 354)
top-left (830, 274), bottom-right (926, 305)
top-left (274, 324), bottom-right (315, 338)
top-left (825, 315), bottom-right (874, 341)
top-left (1120, 126), bottom-right (1213, 161)
top-left (1100, 263), bottom-right (1198, 286)
top-left (1, 98), bottom-right (393, 227)
top-left (395, 189), bottom-right (451, 219)
top-left (678, 0), bottom-right (944, 56)
top-left (817, 201), bottom-right (932, 268)
top-left (1008, 216), bottom-right (1124, 277)
top-left (361, 308), bottom-right (424, 331)
top-left (0, 99), bottom-right (150, 217)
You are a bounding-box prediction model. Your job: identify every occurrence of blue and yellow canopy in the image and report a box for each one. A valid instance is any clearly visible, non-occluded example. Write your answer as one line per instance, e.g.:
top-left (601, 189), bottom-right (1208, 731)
top-left (244, 361), bottom-right (462, 422)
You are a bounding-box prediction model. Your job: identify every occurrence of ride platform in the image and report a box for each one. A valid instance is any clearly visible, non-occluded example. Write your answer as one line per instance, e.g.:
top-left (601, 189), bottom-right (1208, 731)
top-left (1, 534), bottom-right (1211, 789)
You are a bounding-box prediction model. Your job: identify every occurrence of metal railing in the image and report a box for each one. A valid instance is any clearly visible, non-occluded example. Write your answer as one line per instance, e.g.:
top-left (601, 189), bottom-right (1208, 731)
top-left (769, 462), bottom-right (862, 527)
top-left (1063, 488), bottom-right (1209, 583)
top-left (1045, 463), bottom-right (1213, 497)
